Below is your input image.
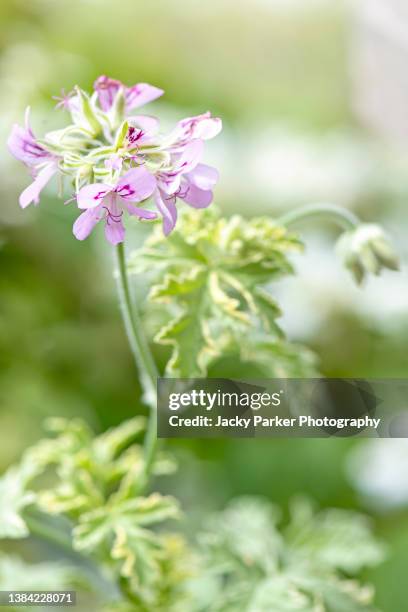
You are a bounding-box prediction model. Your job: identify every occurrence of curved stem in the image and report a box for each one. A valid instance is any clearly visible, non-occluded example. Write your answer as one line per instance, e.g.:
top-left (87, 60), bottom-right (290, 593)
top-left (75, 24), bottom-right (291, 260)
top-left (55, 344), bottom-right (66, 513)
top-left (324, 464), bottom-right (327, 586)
top-left (114, 242), bottom-right (159, 483)
top-left (277, 203), bottom-right (359, 232)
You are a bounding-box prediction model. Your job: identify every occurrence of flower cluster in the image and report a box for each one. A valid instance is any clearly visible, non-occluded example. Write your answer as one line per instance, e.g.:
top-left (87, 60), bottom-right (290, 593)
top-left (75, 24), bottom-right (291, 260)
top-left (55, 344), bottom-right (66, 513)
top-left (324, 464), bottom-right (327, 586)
top-left (7, 76), bottom-right (222, 244)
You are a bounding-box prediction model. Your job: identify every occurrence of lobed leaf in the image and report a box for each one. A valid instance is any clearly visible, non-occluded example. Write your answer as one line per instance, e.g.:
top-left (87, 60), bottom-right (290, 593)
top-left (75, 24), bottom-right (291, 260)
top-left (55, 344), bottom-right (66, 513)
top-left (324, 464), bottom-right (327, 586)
top-left (285, 499), bottom-right (386, 574)
top-left (128, 207), bottom-right (311, 378)
top-left (73, 494), bottom-right (181, 603)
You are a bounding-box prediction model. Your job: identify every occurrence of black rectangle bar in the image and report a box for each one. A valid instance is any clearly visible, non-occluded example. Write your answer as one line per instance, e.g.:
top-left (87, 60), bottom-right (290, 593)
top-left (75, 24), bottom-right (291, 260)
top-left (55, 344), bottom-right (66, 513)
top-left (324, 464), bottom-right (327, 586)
top-left (157, 378), bottom-right (408, 438)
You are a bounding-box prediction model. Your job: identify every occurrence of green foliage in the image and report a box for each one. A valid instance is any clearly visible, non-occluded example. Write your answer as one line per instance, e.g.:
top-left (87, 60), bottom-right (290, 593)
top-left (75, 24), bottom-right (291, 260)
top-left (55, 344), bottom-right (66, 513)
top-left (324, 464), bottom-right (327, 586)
top-left (195, 497), bottom-right (385, 612)
top-left (74, 495), bottom-right (181, 604)
top-left (285, 498), bottom-right (385, 574)
top-left (0, 420), bottom-right (385, 611)
top-left (0, 210), bottom-right (387, 610)
top-left (129, 208), bottom-right (317, 377)
top-left (0, 418), bottom-right (186, 611)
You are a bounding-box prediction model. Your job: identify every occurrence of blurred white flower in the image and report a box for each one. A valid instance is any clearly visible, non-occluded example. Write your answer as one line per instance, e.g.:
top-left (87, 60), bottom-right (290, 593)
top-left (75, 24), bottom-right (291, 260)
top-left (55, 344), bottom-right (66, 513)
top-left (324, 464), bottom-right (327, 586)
top-left (347, 439), bottom-right (408, 510)
top-left (215, 124), bottom-right (408, 219)
top-left (247, 128), bottom-right (377, 207)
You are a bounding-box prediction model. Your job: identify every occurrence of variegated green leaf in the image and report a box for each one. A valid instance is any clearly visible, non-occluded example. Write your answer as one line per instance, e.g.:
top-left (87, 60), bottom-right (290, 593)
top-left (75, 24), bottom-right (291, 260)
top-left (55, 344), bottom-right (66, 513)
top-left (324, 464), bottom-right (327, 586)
top-left (73, 494), bottom-right (180, 602)
top-left (129, 207), bottom-right (310, 377)
top-left (73, 494), bottom-right (180, 553)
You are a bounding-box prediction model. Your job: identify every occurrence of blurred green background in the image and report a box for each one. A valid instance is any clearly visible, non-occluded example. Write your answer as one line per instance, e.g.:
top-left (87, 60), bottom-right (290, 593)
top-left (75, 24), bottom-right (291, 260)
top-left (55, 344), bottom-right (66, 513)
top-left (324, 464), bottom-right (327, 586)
top-left (1, 0), bottom-right (408, 609)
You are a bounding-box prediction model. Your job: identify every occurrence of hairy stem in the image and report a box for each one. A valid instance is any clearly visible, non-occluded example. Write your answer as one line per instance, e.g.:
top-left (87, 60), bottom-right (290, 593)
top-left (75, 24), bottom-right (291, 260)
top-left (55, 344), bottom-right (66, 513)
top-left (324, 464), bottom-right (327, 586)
top-left (278, 203), bottom-right (359, 231)
top-left (115, 242), bottom-right (159, 483)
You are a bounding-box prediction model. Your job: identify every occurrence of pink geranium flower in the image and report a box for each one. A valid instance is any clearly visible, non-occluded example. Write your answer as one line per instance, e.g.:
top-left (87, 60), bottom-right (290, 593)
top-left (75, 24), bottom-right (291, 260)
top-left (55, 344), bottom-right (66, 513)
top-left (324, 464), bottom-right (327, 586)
top-left (8, 78), bottom-right (222, 243)
top-left (154, 114), bottom-right (221, 235)
top-left (94, 75), bottom-right (164, 113)
top-left (7, 108), bottom-right (58, 208)
top-left (73, 167), bottom-right (157, 245)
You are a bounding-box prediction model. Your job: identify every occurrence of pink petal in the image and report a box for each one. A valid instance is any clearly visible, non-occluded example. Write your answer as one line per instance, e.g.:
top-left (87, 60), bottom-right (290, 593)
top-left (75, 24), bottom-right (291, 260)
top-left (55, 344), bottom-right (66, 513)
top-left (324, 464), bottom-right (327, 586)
top-left (182, 184), bottom-right (213, 209)
top-left (94, 75), bottom-right (122, 111)
top-left (8, 124), bottom-right (51, 166)
top-left (115, 167), bottom-right (156, 202)
top-left (174, 112), bottom-right (222, 142)
top-left (157, 140), bottom-right (204, 196)
top-left (155, 190), bottom-right (177, 236)
top-left (125, 202), bottom-right (157, 220)
top-left (192, 116), bottom-right (222, 140)
top-left (130, 115), bottom-right (160, 135)
top-left (105, 217), bottom-right (125, 245)
top-left (176, 140), bottom-right (204, 174)
top-left (125, 83), bottom-right (164, 111)
top-left (126, 126), bottom-right (150, 148)
top-left (187, 164), bottom-right (219, 191)
top-left (76, 183), bottom-right (112, 209)
top-left (19, 163), bottom-right (57, 208)
top-left (157, 172), bottom-right (181, 196)
top-left (73, 207), bottom-right (102, 241)
top-left (94, 77), bottom-right (164, 113)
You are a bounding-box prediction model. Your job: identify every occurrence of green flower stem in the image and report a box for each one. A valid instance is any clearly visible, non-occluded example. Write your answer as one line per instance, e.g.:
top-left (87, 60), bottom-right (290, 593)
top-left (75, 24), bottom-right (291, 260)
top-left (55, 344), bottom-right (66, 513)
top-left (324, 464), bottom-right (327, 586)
top-left (277, 203), bottom-right (359, 232)
top-left (115, 242), bottom-right (159, 483)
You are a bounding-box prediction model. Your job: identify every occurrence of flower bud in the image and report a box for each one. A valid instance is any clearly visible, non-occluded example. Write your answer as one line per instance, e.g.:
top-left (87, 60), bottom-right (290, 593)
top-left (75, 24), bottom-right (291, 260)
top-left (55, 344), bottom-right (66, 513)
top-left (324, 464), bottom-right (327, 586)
top-left (336, 224), bottom-right (400, 285)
